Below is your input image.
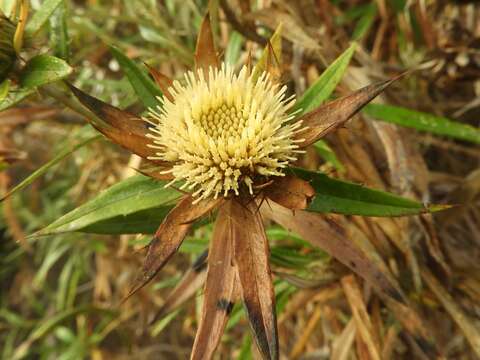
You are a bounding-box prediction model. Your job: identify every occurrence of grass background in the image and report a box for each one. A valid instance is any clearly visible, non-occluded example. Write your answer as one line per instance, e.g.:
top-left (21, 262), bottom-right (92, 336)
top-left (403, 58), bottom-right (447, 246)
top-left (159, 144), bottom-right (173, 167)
top-left (1, 0), bottom-right (480, 359)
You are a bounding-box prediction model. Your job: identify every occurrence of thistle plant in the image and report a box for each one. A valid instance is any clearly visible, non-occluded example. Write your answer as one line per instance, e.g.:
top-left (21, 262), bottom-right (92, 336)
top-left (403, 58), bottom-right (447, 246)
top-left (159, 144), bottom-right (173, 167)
top-left (62, 14), bottom-right (441, 360)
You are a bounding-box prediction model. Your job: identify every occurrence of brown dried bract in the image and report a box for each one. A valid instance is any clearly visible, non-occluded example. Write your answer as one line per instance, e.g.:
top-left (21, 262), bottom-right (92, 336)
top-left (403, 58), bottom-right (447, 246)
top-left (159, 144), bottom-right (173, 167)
top-left (295, 79), bottom-right (397, 148)
top-left (191, 202), bottom-right (237, 360)
top-left (231, 198), bottom-right (279, 360)
top-left (194, 13), bottom-right (219, 73)
top-left (264, 174), bottom-right (315, 210)
top-left (125, 195), bottom-right (222, 299)
top-left (68, 84), bottom-right (163, 162)
top-left (145, 64), bottom-right (175, 102)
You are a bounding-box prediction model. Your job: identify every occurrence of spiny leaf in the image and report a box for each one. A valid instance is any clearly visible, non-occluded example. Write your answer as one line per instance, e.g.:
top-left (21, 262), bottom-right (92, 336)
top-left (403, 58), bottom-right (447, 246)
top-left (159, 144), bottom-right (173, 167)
top-left (126, 196), bottom-right (222, 299)
top-left (261, 199), bottom-right (405, 304)
top-left (195, 13), bottom-right (219, 72)
top-left (293, 42), bottom-right (357, 114)
top-left (33, 175), bottom-right (180, 236)
top-left (68, 83), bottom-right (164, 161)
top-left (232, 199), bottom-right (278, 360)
top-left (191, 204), bottom-right (237, 360)
top-left (294, 77), bottom-right (399, 148)
top-left (109, 46), bottom-right (163, 110)
top-left (363, 103), bottom-right (480, 144)
top-left (292, 168), bottom-right (448, 216)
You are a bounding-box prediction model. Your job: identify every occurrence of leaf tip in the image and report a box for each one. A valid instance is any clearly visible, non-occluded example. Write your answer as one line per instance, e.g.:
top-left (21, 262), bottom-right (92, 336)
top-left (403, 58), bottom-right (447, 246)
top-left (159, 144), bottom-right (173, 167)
top-left (427, 203), bottom-right (455, 213)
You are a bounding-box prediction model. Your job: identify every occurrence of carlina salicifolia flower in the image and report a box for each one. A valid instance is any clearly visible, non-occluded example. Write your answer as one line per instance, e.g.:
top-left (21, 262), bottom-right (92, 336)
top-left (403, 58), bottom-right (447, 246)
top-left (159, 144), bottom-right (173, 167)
top-left (68, 13), bottom-right (403, 360)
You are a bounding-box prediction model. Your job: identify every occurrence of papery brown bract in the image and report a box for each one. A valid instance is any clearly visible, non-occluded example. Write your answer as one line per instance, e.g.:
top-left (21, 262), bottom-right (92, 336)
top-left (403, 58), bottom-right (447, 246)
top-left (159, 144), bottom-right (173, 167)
top-left (232, 199), bottom-right (278, 360)
top-left (191, 202), bottom-right (237, 360)
top-left (126, 195), bottom-right (222, 299)
top-left (194, 13), bottom-right (219, 72)
top-left (68, 84), bottom-right (162, 162)
top-left (264, 174), bottom-right (315, 210)
top-left (295, 79), bottom-right (397, 148)
top-left (145, 64), bottom-right (175, 102)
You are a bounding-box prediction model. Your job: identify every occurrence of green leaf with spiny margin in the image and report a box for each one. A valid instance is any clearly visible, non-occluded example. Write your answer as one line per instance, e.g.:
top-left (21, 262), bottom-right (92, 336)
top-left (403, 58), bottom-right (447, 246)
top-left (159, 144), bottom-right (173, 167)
top-left (33, 175), bottom-right (180, 237)
top-left (292, 168), bottom-right (448, 217)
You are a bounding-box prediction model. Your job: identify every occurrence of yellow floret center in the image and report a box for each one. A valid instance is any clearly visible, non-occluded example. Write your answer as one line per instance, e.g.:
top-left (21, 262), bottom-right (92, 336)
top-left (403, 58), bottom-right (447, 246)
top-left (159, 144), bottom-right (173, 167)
top-left (198, 103), bottom-right (246, 138)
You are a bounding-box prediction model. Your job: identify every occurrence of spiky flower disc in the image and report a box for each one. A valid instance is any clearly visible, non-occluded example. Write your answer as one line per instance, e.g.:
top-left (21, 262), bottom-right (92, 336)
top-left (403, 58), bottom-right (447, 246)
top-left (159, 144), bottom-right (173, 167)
top-left (147, 64), bottom-right (303, 201)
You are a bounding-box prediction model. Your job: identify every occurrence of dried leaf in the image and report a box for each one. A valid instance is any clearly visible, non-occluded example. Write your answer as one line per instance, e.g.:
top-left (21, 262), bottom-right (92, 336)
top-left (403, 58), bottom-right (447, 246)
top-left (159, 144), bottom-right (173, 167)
top-left (195, 13), bottom-right (219, 72)
top-left (191, 204), bottom-right (237, 360)
top-left (0, 106), bottom-right (59, 127)
top-left (380, 296), bottom-right (438, 357)
top-left (145, 64), bottom-right (174, 102)
top-left (126, 196), bottom-right (221, 299)
top-left (295, 78), bottom-right (398, 148)
top-left (248, 8), bottom-right (319, 52)
top-left (422, 269), bottom-right (480, 358)
top-left (68, 84), bottom-right (163, 162)
top-left (341, 275), bottom-right (381, 360)
top-left (0, 148), bottom-right (26, 164)
top-left (231, 199), bottom-right (278, 360)
top-left (331, 319), bottom-right (356, 360)
top-left (261, 200), bottom-right (405, 303)
top-left (264, 175), bottom-right (315, 210)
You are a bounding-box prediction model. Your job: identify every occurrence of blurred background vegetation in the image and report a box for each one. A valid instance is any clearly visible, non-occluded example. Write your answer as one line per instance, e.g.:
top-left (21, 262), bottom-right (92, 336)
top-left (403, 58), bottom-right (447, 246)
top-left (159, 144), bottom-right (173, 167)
top-left (1, 0), bottom-right (480, 359)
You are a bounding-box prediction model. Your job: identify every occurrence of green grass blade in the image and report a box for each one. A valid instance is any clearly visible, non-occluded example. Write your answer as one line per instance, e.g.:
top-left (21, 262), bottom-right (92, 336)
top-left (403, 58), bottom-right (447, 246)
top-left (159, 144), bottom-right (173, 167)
top-left (49, 2), bottom-right (70, 61)
top-left (292, 168), bottom-right (449, 217)
top-left (363, 103), bottom-right (480, 144)
top-left (0, 87), bottom-right (34, 111)
top-left (26, 0), bottom-right (65, 35)
top-left (313, 140), bottom-right (345, 173)
top-left (352, 3), bottom-right (377, 40)
top-left (292, 42), bottom-right (357, 114)
top-left (1, 132), bottom-right (99, 202)
top-left (109, 45), bottom-right (163, 110)
top-left (225, 31), bottom-right (244, 66)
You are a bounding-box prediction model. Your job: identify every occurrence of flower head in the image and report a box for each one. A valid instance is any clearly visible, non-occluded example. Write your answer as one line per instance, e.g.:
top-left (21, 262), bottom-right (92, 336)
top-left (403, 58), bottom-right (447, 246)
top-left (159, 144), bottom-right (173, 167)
top-left (146, 64), bottom-right (303, 201)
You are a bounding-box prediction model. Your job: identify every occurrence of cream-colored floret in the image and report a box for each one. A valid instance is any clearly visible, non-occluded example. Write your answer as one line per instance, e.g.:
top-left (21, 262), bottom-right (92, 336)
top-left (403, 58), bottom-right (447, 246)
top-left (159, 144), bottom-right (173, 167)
top-left (146, 64), bottom-right (303, 202)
